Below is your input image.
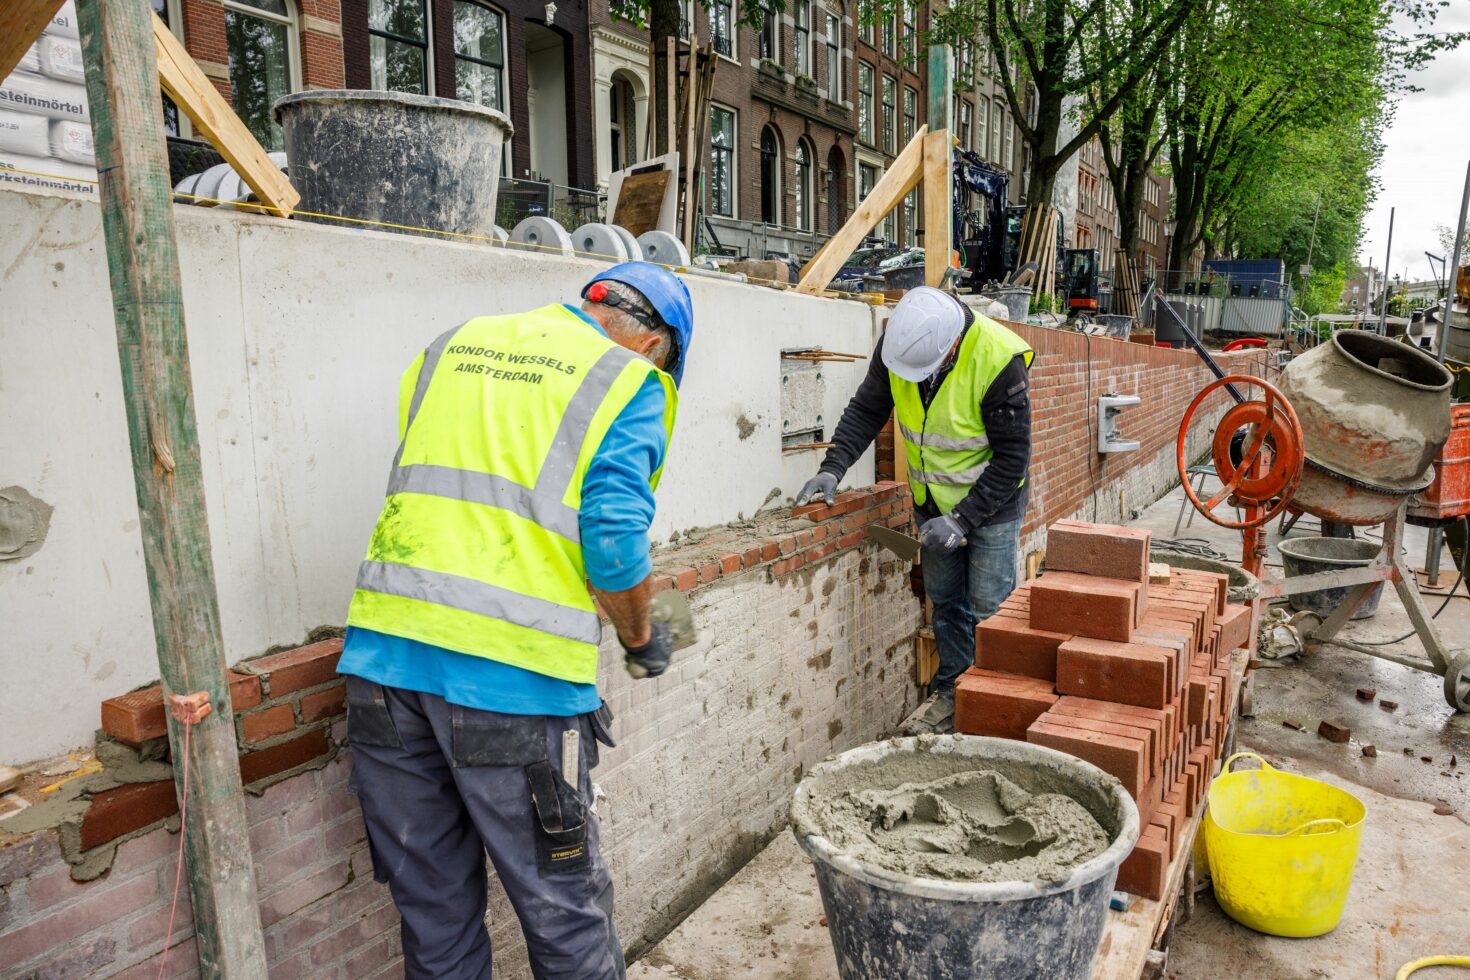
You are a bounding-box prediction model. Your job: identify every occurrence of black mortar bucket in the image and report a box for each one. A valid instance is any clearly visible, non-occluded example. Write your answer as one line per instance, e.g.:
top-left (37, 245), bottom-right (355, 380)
top-left (1277, 536), bottom-right (1385, 620)
top-left (790, 735), bottom-right (1138, 980)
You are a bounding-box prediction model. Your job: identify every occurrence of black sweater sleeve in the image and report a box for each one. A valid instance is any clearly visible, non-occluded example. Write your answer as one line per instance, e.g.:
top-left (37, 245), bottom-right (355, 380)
top-left (818, 335), bottom-right (894, 479)
top-left (950, 354), bottom-right (1032, 531)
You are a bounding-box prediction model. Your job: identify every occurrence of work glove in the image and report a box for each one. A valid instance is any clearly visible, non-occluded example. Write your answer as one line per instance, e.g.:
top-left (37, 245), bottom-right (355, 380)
top-left (794, 471), bottom-right (840, 508)
top-left (919, 514), bottom-right (969, 556)
top-left (622, 622), bottom-right (673, 679)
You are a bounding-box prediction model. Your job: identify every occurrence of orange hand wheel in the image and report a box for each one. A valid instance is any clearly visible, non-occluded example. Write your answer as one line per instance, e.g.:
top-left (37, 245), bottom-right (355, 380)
top-left (1176, 375), bottom-right (1304, 529)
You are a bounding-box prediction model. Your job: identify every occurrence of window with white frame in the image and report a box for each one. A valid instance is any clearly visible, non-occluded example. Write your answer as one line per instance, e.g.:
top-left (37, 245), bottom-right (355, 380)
top-left (795, 138), bottom-right (814, 231)
top-left (903, 86), bottom-right (916, 145)
top-left (710, 105), bottom-right (736, 216)
top-left (881, 74), bottom-right (896, 153)
top-left (857, 62), bottom-right (874, 145)
top-left (759, 3), bottom-right (778, 61)
top-left (858, 161), bottom-right (879, 207)
top-left (959, 100), bottom-right (972, 150)
top-left (902, 1), bottom-right (915, 63)
top-left (881, 10), bottom-right (895, 56)
top-left (152, 0), bottom-right (185, 135)
top-left (608, 74), bottom-right (637, 172)
top-left (224, 0), bottom-right (299, 150)
top-left (453, 1), bottom-right (504, 110)
top-left (902, 186), bottom-right (918, 246)
top-left (760, 125), bottom-right (782, 224)
top-left (368, 0), bottom-right (428, 94)
top-left (795, 0), bottom-right (810, 75)
top-left (825, 10), bottom-right (841, 97)
top-left (858, 0), bottom-right (873, 45)
top-left (990, 98), bottom-right (1003, 163)
top-left (1003, 107), bottom-right (1014, 171)
top-left (976, 97), bottom-right (988, 158)
top-left (711, 0), bottom-right (734, 58)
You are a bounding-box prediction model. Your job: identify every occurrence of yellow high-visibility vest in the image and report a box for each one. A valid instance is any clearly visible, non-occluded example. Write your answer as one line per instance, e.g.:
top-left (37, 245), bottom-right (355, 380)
top-left (346, 305), bottom-right (678, 684)
top-left (889, 315), bottom-right (1033, 514)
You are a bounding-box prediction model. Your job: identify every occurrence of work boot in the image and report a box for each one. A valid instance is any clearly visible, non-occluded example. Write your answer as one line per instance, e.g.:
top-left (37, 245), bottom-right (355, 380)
top-left (903, 688), bottom-right (955, 735)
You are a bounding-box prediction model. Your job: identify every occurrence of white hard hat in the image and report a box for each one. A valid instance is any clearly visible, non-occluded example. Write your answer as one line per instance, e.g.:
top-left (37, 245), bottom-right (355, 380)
top-left (881, 287), bottom-right (972, 381)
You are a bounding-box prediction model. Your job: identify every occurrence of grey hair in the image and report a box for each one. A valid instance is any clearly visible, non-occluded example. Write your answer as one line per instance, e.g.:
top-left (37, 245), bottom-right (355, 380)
top-left (590, 280), bottom-right (672, 365)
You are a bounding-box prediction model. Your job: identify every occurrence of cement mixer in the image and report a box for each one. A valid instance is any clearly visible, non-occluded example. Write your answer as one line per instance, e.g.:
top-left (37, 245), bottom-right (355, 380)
top-left (1175, 332), bottom-right (1466, 710)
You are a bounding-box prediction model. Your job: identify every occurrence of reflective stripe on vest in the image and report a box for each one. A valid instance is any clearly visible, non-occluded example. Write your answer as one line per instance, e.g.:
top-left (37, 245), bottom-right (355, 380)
top-left (346, 305), bottom-right (678, 685)
top-left (386, 342), bottom-right (637, 544)
top-left (889, 315), bottom-right (1032, 514)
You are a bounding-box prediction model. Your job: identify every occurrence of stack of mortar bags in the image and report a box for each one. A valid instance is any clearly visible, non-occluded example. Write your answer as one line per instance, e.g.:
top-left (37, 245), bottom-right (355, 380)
top-left (0, 0), bottom-right (98, 195)
top-left (952, 519), bottom-right (1255, 900)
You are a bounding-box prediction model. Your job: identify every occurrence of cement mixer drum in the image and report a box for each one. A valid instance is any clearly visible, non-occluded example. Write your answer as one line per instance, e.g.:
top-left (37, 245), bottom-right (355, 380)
top-left (1277, 332), bottom-right (1452, 525)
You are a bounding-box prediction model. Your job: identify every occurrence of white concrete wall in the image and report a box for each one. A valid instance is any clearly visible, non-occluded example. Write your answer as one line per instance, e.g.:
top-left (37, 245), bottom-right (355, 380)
top-left (0, 187), bottom-right (880, 762)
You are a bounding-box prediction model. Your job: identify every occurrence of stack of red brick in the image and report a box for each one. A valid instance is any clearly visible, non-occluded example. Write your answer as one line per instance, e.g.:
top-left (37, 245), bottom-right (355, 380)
top-left (954, 519), bottom-right (1254, 900)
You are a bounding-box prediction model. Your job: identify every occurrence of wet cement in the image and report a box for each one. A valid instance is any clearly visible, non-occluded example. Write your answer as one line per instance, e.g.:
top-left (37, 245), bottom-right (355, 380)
top-left (796, 763), bottom-right (1109, 884)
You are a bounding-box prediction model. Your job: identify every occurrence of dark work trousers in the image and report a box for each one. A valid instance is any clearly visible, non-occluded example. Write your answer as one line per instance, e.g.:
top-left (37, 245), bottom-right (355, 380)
top-left (345, 676), bottom-right (624, 980)
top-left (921, 517), bottom-right (1023, 691)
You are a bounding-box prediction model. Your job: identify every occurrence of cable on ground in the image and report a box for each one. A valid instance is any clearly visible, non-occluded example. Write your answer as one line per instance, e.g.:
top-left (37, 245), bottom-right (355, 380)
top-left (1358, 516), bottom-right (1469, 647)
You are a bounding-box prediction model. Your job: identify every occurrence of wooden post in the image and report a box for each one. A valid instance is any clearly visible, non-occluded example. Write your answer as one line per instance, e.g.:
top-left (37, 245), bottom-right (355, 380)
top-left (76, 0), bottom-right (268, 975)
top-left (1, 0), bottom-right (65, 81)
top-left (923, 43), bottom-right (953, 288)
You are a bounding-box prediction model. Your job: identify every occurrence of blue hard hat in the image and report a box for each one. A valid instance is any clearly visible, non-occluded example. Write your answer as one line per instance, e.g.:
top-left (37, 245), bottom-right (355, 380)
top-left (582, 261), bottom-right (694, 385)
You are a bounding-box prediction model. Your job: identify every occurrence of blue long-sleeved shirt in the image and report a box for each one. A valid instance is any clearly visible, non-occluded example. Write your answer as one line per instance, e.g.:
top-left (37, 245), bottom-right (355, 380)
top-left (339, 305), bottom-right (668, 715)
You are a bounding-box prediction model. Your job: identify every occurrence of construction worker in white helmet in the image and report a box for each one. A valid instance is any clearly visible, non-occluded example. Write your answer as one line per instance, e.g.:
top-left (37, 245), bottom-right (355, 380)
top-left (795, 286), bottom-right (1034, 733)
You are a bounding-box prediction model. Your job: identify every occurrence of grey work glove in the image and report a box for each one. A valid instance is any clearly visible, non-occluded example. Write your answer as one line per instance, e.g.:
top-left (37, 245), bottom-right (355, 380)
top-left (622, 622), bottom-right (673, 679)
top-left (919, 515), bottom-right (969, 556)
top-left (794, 471), bottom-right (839, 508)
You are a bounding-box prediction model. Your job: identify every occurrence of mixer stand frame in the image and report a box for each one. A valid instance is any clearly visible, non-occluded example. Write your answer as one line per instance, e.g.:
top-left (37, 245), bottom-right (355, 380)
top-left (1250, 504), bottom-right (1469, 711)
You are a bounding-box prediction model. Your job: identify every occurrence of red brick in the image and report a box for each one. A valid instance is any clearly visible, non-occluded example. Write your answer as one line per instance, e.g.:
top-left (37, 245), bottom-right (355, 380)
top-left (778, 536), bottom-right (799, 556)
top-left (242, 704), bottom-right (296, 743)
top-left (1217, 603), bottom-right (1252, 654)
top-left (812, 525), bottom-right (829, 543)
top-left (1055, 637), bottom-right (1173, 709)
top-left (1317, 720), bottom-right (1351, 743)
top-left (300, 685), bottom-right (347, 724)
top-left (1038, 711), bottom-right (1159, 774)
top-left (975, 615), bottom-right (1070, 681)
top-left (796, 529), bottom-right (816, 548)
top-left (1049, 699), bottom-right (1167, 769)
top-left (760, 541), bottom-right (780, 561)
top-left (1173, 566), bottom-right (1230, 615)
top-left (741, 546), bottom-right (763, 567)
top-left (697, 561), bottom-right (720, 584)
top-left (1030, 572), bottom-right (1140, 642)
top-left (246, 639), bottom-right (343, 697)
top-left (674, 568), bottom-right (698, 591)
top-left (1045, 520), bottom-right (1151, 585)
top-left (838, 530), bottom-right (865, 549)
top-left (1117, 829), bottom-right (1169, 899)
top-left (81, 779), bottom-right (179, 850)
top-left (719, 553), bottom-right (742, 574)
top-left (239, 729), bottom-right (331, 785)
top-left (101, 672), bottom-right (262, 746)
top-left (1027, 720), bottom-right (1147, 797)
top-left (954, 669), bottom-right (1059, 740)
top-left (649, 574), bottom-right (674, 593)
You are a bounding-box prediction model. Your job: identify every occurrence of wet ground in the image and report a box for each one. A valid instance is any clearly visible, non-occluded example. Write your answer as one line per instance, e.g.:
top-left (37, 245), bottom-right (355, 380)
top-left (628, 479), bottom-right (1470, 980)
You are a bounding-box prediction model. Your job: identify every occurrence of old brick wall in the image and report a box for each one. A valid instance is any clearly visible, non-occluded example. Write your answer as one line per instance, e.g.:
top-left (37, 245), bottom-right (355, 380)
top-left (0, 485), bottom-right (921, 978)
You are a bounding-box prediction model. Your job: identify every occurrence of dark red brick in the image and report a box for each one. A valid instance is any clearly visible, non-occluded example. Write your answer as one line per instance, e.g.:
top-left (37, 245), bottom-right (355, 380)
top-left (1045, 520), bottom-right (1151, 585)
top-left (674, 568), bottom-right (698, 591)
top-left (975, 615), bottom-right (1070, 682)
top-left (1030, 572), bottom-right (1140, 642)
top-left (80, 780), bottom-right (178, 850)
top-left (760, 541), bottom-right (780, 561)
top-left (1117, 827), bottom-right (1170, 899)
top-left (246, 639), bottom-right (343, 696)
top-left (1217, 603), bottom-right (1253, 654)
top-left (1027, 720), bottom-right (1148, 797)
top-left (239, 729), bottom-right (331, 785)
top-left (719, 553), bottom-right (741, 574)
top-left (1055, 636), bottom-right (1173, 709)
top-left (1317, 720), bottom-right (1351, 743)
top-left (300, 685), bottom-right (347, 724)
top-left (954, 669), bottom-right (1059, 740)
top-left (242, 704), bottom-right (296, 743)
top-left (101, 672), bottom-right (263, 746)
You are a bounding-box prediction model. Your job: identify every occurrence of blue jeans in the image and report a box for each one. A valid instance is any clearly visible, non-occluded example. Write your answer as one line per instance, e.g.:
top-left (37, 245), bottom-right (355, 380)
top-left (921, 517), bottom-right (1022, 691)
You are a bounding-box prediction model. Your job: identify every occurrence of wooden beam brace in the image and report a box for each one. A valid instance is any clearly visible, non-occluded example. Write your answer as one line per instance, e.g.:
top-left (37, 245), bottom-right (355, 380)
top-left (153, 11), bottom-right (299, 216)
top-left (797, 125), bottom-right (928, 295)
top-left (77, 0), bottom-right (269, 973)
top-left (0, 0), bottom-right (64, 82)
top-left (924, 43), bottom-right (953, 287)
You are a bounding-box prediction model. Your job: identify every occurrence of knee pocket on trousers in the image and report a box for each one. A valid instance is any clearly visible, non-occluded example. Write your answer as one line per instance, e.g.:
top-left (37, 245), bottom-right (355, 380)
top-left (526, 759), bottom-right (591, 877)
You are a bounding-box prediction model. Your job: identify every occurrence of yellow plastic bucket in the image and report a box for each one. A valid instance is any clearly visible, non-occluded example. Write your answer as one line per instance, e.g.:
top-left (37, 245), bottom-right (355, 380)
top-left (1204, 752), bottom-right (1365, 937)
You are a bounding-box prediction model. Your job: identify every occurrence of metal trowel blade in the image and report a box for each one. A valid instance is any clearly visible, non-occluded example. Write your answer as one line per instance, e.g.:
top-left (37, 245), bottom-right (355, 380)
top-left (866, 523), bottom-right (923, 562)
top-left (651, 588), bottom-right (698, 651)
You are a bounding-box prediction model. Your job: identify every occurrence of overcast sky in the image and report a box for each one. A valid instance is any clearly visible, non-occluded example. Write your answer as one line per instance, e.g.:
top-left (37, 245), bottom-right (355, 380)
top-left (1359, 3), bottom-right (1470, 286)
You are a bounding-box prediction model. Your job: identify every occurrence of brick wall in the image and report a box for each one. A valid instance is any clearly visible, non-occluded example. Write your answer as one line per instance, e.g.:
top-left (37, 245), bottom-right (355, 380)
top-left (0, 485), bottom-right (921, 979)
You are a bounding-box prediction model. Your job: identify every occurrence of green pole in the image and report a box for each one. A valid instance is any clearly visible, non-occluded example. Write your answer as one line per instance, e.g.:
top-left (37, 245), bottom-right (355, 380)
top-left (75, 0), bottom-right (268, 974)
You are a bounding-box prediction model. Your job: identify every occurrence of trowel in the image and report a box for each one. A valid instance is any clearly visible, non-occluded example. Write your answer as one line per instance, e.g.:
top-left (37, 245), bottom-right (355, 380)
top-left (866, 524), bottom-right (924, 562)
top-left (651, 588), bottom-right (698, 651)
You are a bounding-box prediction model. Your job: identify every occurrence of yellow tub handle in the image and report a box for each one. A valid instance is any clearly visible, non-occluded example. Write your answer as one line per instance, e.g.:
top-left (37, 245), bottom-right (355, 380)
top-left (1396, 955), bottom-right (1470, 979)
top-left (1220, 752), bottom-right (1276, 775)
top-left (1284, 818), bottom-right (1347, 837)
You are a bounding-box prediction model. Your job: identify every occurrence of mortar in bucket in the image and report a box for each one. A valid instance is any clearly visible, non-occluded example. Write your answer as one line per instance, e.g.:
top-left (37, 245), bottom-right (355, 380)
top-left (1205, 753), bottom-right (1365, 937)
top-left (790, 734), bottom-right (1139, 980)
top-left (1276, 536), bottom-right (1385, 620)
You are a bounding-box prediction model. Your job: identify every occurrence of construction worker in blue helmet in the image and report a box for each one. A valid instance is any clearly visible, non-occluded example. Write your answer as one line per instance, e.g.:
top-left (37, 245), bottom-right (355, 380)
top-left (795, 286), bottom-right (1034, 735)
top-left (340, 260), bottom-right (692, 979)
